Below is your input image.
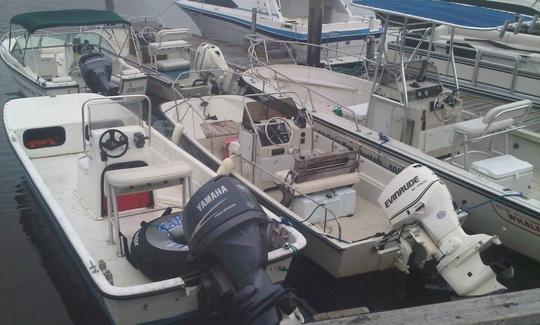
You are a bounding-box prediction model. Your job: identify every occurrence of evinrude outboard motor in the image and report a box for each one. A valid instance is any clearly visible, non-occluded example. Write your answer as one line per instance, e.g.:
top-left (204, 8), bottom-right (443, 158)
top-left (78, 49), bottom-right (118, 96)
top-left (183, 176), bottom-right (295, 324)
top-left (378, 164), bottom-right (506, 296)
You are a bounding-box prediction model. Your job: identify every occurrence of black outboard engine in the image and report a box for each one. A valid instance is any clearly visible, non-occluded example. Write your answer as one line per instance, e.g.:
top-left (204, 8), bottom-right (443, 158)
top-left (183, 176), bottom-right (290, 324)
top-left (78, 49), bottom-right (118, 96)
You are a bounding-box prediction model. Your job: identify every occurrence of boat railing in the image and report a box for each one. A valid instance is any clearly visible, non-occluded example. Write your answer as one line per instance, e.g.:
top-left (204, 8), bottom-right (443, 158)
top-left (330, 133), bottom-right (408, 172)
top-left (245, 39), bottom-right (368, 131)
top-left (245, 34), bottom-right (372, 75)
top-left (390, 31), bottom-right (538, 97)
top-left (232, 154), bottom-right (344, 242)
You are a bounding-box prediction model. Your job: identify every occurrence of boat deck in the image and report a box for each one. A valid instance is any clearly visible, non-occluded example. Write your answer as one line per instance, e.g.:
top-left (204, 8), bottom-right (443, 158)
top-left (312, 195), bottom-right (391, 242)
top-left (265, 188), bottom-right (391, 243)
top-left (32, 153), bottom-right (185, 287)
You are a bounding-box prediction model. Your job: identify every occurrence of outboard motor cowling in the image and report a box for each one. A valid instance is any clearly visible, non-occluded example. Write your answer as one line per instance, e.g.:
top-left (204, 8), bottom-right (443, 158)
top-left (378, 164), bottom-right (507, 296)
top-left (79, 52), bottom-right (118, 95)
top-left (183, 176), bottom-right (290, 324)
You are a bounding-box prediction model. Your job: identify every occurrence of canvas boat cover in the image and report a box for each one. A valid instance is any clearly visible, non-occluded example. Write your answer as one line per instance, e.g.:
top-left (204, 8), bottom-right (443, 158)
top-left (10, 9), bottom-right (129, 33)
top-left (352, 0), bottom-right (532, 29)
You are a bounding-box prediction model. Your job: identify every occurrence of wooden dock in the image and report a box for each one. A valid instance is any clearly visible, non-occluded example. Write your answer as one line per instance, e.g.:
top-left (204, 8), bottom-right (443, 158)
top-left (312, 288), bottom-right (540, 324)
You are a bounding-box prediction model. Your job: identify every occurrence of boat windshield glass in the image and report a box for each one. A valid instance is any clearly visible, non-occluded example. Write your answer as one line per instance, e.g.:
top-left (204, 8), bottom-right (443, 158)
top-left (85, 97), bottom-right (149, 135)
top-left (16, 31), bottom-right (117, 55)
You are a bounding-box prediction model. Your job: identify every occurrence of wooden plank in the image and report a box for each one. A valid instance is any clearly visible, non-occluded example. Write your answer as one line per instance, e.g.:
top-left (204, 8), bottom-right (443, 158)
top-left (312, 288), bottom-right (540, 324)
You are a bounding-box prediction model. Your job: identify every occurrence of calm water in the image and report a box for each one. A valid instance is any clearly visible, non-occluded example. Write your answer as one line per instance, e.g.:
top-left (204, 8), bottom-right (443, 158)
top-left (1, 0), bottom-right (539, 324)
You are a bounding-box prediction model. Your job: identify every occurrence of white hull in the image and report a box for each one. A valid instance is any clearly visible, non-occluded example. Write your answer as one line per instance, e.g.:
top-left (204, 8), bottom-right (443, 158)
top-left (0, 34), bottom-right (148, 98)
top-left (177, 0), bottom-right (381, 59)
top-left (162, 96), bottom-right (405, 278)
top-left (4, 94), bottom-right (305, 324)
top-left (241, 69), bottom-right (540, 264)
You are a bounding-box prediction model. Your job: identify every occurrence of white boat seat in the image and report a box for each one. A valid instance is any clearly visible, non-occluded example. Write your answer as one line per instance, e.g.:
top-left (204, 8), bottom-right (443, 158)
top-left (275, 170), bottom-right (360, 196)
top-left (156, 28), bottom-right (191, 42)
top-left (156, 58), bottom-right (191, 72)
top-left (105, 162), bottom-right (192, 193)
top-left (148, 40), bottom-right (190, 52)
top-left (453, 99), bottom-right (532, 137)
top-left (453, 117), bottom-right (513, 136)
top-left (105, 161), bottom-right (192, 256)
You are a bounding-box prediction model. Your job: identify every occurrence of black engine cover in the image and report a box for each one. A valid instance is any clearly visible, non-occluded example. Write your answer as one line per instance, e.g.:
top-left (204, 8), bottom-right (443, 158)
top-left (79, 53), bottom-right (118, 96)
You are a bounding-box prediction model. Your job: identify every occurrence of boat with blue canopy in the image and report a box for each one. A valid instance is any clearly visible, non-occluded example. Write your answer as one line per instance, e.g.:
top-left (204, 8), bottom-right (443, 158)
top-left (0, 9), bottom-right (148, 97)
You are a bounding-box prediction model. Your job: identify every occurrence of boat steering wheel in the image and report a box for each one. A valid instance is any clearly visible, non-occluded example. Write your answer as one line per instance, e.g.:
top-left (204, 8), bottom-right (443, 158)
top-left (433, 90), bottom-right (456, 123)
top-left (140, 26), bottom-right (157, 44)
top-left (99, 129), bottom-right (129, 159)
top-left (264, 117), bottom-right (293, 146)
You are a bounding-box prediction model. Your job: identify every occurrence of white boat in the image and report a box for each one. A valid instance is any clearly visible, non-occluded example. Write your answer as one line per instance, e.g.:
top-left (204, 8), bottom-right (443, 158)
top-left (101, 16), bottom-right (237, 100)
top-left (0, 10), bottom-right (148, 98)
top-left (176, 0), bottom-right (382, 64)
top-left (3, 93), bottom-right (305, 324)
top-left (241, 37), bottom-right (540, 263)
top-left (159, 93), bottom-right (508, 298)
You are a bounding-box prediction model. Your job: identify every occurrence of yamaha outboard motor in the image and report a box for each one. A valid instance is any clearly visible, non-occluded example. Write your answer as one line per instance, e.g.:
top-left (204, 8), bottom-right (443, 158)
top-left (78, 49), bottom-right (118, 96)
top-left (183, 176), bottom-right (291, 324)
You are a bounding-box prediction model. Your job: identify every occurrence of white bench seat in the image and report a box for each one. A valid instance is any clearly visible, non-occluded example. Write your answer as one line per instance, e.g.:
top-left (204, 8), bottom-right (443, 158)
top-left (156, 58), bottom-right (191, 72)
top-left (105, 162), bottom-right (192, 192)
top-left (275, 170), bottom-right (360, 196)
top-left (104, 162), bottom-right (192, 256)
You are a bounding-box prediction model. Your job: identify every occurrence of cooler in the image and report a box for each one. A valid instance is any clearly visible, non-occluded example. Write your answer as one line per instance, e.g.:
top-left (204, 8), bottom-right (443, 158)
top-left (470, 155), bottom-right (533, 194)
top-left (290, 187), bottom-right (356, 224)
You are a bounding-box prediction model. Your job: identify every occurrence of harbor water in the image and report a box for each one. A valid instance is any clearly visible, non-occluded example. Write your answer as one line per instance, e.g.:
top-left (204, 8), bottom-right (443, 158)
top-left (0, 0), bottom-right (539, 324)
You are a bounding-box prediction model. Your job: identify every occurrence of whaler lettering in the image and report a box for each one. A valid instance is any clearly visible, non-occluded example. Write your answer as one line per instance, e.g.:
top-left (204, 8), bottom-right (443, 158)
top-left (385, 176), bottom-right (420, 208)
top-left (196, 185), bottom-right (228, 211)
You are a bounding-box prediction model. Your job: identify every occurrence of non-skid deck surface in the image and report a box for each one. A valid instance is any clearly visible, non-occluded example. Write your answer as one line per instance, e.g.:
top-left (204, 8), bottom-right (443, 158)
top-left (265, 188), bottom-right (391, 243)
top-left (32, 153), bottom-right (185, 287)
top-left (312, 195), bottom-right (391, 243)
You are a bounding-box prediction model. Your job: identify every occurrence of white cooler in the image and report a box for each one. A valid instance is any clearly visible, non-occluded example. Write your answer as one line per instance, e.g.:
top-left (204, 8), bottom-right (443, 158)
top-left (290, 187), bottom-right (356, 224)
top-left (471, 155), bottom-right (533, 194)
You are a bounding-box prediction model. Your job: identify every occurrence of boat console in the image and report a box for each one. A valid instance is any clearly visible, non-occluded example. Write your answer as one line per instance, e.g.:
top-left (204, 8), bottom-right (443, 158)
top-left (238, 96), bottom-right (361, 222)
top-left (77, 96), bottom-right (154, 220)
top-left (368, 59), bottom-right (463, 155)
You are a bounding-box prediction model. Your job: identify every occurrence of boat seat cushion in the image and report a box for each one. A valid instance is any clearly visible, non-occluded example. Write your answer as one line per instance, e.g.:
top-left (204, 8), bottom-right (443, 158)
top-left (156, 28), bottom-right (190, 42)
top-left (105, 162), bottom-right (192, 190)
top-left (275, 170), bottom-right (360, 196)
top-left (453, 117), bottom-right (513, 136)
top-left (148, 40), bottom-right (190, 52)
top-left (156, 58), bottom-right (191, 72)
